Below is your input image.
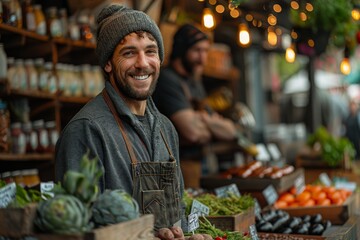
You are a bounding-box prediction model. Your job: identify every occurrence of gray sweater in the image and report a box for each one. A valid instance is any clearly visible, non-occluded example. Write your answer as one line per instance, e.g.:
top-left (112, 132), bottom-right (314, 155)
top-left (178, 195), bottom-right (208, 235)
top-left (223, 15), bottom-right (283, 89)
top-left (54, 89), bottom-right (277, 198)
top-left (55, 81), bottom-right (184, 198)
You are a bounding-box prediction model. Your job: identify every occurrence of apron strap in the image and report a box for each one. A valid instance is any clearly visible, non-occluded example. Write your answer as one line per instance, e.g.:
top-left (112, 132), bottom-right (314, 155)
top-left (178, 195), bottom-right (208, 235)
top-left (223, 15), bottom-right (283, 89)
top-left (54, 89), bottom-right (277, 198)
top-left (102, 89), bottom-right (138, 164)
top-left (160, 129), bottom-right (175, 162)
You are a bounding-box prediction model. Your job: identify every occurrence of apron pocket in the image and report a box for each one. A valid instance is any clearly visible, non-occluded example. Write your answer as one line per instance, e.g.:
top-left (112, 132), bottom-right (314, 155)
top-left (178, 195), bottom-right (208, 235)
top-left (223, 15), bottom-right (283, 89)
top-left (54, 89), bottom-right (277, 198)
top-left (142, 190), bottom-right (168, 229)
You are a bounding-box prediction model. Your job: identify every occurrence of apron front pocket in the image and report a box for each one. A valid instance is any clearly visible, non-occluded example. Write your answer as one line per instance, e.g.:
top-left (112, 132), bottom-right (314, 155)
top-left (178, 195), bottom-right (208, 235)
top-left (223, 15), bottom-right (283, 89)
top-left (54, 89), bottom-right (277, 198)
top-left (142, 189), bottom-right (168, 229)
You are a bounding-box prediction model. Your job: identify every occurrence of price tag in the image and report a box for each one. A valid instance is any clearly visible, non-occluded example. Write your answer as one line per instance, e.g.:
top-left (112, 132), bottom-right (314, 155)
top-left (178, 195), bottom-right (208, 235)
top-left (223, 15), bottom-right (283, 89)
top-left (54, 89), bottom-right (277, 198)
top-left (267, 143), bottom-right (282, 161)
top-left (187, 212), bottom-right (199, 233)
top-left (294, 175), bottom-right (305, 195)
top-left (249, 224), bottom-right (259, 240)
top-left (262, 185), bottom-right (278, 206)
top-left (254, 199), bottom-right (262, 218)
top-left (190, 199), bottom-right (210, 217)
top-left (255, 144), bottom-right (270, 162)
top-left (319, 173), bottom-right (332, 187)
top-left (214, 184), bottom-right (241, 198)
top-left (40, 181), bottom-right (54, 197)
top-left (0, 182), bottom-right (16, 208)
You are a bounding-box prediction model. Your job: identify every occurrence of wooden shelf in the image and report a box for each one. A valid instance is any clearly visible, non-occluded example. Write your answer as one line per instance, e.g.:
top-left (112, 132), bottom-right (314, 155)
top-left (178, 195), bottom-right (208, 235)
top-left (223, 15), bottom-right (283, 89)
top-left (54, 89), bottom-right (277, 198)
top-left (9, 89), bottom-right (56, 100)
top-left (59, 95), bottom-right (92, 104)
top-left (53, 37), bottom-right (96, 49)
top-left (0, 23), bottom-right (49, 42)
top-left (0, 153), bottom-right (54, 161)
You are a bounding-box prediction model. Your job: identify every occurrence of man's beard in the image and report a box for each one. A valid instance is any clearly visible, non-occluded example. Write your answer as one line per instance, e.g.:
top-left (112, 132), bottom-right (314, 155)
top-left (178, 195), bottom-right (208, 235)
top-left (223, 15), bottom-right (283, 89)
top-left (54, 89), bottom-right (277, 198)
top-left (181, 55), bottom-right (194, 75)
top-left (112, 70), bottom-right (157, 101)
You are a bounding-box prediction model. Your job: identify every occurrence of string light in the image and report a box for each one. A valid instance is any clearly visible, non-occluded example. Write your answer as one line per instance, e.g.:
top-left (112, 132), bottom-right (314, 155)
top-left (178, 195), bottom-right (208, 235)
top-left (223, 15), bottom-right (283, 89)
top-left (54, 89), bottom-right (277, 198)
top-left (202, 7), bottom-right (216, 29)
top-left (340, 47), bottom-right (351, 75)
top-left (285, 44), bottom-right (296, 63)
top-left (238, 23), bottom-right (251, 46)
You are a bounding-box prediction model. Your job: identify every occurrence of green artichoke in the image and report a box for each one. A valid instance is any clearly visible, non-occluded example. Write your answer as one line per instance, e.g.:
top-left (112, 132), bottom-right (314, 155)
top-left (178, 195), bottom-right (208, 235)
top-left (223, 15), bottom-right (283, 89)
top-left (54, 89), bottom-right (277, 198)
top-left (35, 194), bottom-right (91, 234)
top-left (92, 189), bottom-right (139, 226)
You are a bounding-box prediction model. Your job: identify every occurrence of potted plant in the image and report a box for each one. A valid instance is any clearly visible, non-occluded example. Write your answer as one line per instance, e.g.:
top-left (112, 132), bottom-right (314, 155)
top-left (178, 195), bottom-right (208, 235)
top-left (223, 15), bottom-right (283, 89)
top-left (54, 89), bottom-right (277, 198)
top-left (290, 0), bottom-right (358, 56)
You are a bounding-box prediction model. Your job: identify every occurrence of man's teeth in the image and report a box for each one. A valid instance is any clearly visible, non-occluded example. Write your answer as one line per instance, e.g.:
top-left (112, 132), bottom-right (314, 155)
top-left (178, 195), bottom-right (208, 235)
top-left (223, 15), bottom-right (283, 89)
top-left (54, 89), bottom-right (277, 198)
top-left (133, 75), bottom-right (149, 80)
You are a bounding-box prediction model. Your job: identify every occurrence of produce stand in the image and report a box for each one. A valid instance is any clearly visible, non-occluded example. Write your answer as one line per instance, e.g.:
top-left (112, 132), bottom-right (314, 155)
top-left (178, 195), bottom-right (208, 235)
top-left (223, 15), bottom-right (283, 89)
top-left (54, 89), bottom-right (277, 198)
top-left (0, 203), bottom-right (37, 238)
top-left (205, 206), bottom-right (255, 232)
top-left (34, 214), bottom-right (154, 240)
top-left (200, 168), bottom-right (304, 193)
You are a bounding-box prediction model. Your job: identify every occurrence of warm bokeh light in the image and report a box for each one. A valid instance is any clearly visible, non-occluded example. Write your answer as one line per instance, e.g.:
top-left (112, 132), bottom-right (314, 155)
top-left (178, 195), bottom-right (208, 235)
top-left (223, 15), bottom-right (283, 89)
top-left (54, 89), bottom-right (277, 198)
top-left (340, 58), bottom-right (351, 75)
top-left (267, 14), bottom-right (277, 26)
top-left (268, 30), bottom-right (278, 46)
top-left (238, 23), bottom-right (251, 46)
top-left (305, 3), bottom-right (313, 12)
top-left (285, 45), bottom-right (296, 63)
top-left (352, 9), bottom-right (360, 21)
top-left (202, 8), bottom-right (216, 29)
top-left (230, 9), bottom-right (240, 18)
top-left (209, 0), bottom-right (217, 5)
top-left (215, 4), bottom-right (225, 13)
top-left (290, 1), bottom-right (299, 10)
top-left (299, 12), bottom-right (307, 21)
top-left (273, 4), bottom-right (282, 13)
top-left (245, 14), bottom-right (253, 21)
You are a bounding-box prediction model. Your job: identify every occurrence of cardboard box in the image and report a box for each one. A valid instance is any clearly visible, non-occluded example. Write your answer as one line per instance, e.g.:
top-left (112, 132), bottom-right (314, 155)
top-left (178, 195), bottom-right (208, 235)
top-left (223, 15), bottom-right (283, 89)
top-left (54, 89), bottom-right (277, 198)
top-left (205, 207), bottom-right (255, 233)
top-left (0, 203), bottom-right (37, 238)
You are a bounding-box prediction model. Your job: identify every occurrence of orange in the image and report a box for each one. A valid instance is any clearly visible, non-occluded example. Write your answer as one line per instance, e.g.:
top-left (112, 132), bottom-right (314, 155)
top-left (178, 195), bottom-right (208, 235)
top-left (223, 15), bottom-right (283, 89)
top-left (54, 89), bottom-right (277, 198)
top-left (274, 200), bottom-right (288, 209)
top-left (312, 191), bottom-right (327, 203)
top-left (279, 193), bottom-right (295, 204)
top-left (318, 198), bottom-right (331, 206)
top-left (296, 191), bottom-right (311, 204)
top-left (301, 198), bottom-right (315, 207)
top-left (329, 191), bottom-right (342, 204)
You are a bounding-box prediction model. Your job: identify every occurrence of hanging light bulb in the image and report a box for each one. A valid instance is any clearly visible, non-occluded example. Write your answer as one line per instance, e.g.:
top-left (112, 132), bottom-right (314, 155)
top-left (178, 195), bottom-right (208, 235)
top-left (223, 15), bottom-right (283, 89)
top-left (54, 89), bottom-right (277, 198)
top-left (238, 23), bottom-right (251, 46)
top-left (340, 47), bottom-right (351, 75)
top-left (340, 58), bottom-right (351, 75)
top-left (267, 28), bottom-right (277, 46)
top-left (202, 8), bottom-right (216, 29)
top-left (285, 44), bottom-right (296, 63)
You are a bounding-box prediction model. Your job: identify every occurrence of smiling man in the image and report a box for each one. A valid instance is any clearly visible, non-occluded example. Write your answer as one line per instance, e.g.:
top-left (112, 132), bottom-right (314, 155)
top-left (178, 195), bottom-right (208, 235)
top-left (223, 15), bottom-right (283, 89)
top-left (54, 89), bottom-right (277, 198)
top-left (54, 4), bottom-right (186, 236)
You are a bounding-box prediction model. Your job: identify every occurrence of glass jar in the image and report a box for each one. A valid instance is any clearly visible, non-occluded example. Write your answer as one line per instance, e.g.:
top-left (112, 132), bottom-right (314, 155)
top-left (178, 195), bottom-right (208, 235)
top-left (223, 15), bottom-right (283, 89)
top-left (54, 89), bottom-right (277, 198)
top-left (2, 0), bottom-right (22, 28)
top-left (23, 121), bottom-right (37, 153)
top-left (46, 7), bottom-right (62, 37)
top-left (33, 119), bottom-right (48, 153)
top-left (21, 168), bottom-right (40, 187)
top-left (24, 59), bottom-right (38, 90)
top-left (22, 0), bottom-right (35, 31)
top-left (11, 170), bottom-right (24, 186)
top-left (0, 43), bottom-right (7, 79)
top-left (11, 122), bottom-right (26, 154)
top-left (45, 121), bottom-right (58, 152)
top-left (59, 8), bottom-right (68, 38)
top-left (1, 171), bottom-right (14, 183)
top-left (0, 100), bottom-right (10, 153)
top-left (12, 58), bottom-right (26, 90)
top-left (33, 4), bottom-right (46, 35)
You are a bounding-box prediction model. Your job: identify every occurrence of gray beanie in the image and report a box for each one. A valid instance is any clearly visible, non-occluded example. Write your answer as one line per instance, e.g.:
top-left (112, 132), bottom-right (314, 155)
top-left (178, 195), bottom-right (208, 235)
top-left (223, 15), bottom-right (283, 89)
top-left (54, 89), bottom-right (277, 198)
top-left (95, 4), bottom-right (164, 68)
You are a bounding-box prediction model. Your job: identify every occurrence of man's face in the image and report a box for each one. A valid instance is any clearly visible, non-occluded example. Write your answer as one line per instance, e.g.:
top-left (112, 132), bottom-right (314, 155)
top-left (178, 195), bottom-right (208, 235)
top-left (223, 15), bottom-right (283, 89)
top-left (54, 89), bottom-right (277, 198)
top-left (182, 39), bottom-right (210, 76)
top-left (105, 32), bottom-right (161, 101)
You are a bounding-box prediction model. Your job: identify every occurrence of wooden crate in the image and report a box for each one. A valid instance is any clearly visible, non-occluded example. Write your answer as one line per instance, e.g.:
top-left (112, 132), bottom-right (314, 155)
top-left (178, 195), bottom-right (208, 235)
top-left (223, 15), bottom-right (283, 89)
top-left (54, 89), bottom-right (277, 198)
top-left (200, 168), bottom-right (304, 193)
top-left (34, 214), bottom-right (154, 240)
top-left (258, 215), bottom-right (359, 240)
top-left (280, 193), bottom-right (357, 225)
top-left (205, 207), bottom-right (255, 233)
top-left (0, 203), bottom-right (37, 238)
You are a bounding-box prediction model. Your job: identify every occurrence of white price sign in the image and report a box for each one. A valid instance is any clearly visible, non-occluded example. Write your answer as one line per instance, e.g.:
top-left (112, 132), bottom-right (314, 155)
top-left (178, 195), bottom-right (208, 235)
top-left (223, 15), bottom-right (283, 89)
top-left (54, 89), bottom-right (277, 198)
top-left (0, 182), bottom-right (16, 208)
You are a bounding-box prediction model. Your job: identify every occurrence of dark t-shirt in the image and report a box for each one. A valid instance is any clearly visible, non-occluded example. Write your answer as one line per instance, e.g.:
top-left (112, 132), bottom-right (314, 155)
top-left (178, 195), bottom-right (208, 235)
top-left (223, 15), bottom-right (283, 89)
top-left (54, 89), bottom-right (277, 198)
top-left (153, 66), bottom-right (207, 158)
top-left (153, 66), bottom-right (206, 118)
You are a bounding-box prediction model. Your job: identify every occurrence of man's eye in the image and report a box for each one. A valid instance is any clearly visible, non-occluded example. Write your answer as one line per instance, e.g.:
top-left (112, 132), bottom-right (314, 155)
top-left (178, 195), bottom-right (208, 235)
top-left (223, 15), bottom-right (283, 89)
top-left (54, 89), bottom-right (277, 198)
top-left (147, 49), bottom-right (158, 55)
top-left (123, 51), bottom-right (135, 57)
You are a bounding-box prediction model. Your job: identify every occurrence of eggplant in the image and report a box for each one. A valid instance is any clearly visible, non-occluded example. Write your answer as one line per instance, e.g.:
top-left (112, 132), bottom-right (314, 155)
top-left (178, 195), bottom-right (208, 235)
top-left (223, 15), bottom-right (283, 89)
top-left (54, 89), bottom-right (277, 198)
top-left (272, 214), bottom-right (290, 232)
top-left (310, 223), bottom-right (325, 235)
top-left (310, 214), bottom-right (322, 224)
top-left (287, 217), bottom-right (302, 229)
top-left (302, 215), bottom-right (311, 222)
top-left (295, 224), bottom-right (309, 234)
top-left (258, 222), bottom-right (273, 232)
top-left (279, 227), bottom-right (293, 234)
top-left (323, 220), bottom-right (332, 230)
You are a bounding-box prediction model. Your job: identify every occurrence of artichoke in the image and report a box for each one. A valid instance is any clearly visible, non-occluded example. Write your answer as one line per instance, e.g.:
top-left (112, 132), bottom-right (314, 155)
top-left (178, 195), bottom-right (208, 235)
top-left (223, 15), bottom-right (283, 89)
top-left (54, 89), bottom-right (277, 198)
top-left (92, 189), bottom-right (140, 226)
top-left (34, 194), bottom-right (91, 234)
top-left (60, 151), bottom-right (104, 205)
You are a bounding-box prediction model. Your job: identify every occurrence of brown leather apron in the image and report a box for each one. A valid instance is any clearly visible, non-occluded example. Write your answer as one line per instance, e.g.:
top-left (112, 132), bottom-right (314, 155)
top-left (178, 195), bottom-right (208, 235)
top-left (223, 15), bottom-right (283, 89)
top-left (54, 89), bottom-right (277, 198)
top-left (102, 89), bottom-right (181, 230)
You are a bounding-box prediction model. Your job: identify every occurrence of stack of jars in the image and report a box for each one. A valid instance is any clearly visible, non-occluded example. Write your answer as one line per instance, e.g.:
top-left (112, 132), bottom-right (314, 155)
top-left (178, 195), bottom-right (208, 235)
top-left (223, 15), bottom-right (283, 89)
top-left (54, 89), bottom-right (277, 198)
top-left (10, 119), bottom-right (59, 154)
top-left (1, 0), bottom-right (96, 42)
top-left (1, 168), bottom-right (41, 187)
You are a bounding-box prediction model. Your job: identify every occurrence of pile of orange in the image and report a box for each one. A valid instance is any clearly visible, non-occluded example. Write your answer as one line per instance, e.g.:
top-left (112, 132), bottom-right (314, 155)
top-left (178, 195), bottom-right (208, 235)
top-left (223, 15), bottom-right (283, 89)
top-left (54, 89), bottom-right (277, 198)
top-left (274, 184), bottom-right (352, 209)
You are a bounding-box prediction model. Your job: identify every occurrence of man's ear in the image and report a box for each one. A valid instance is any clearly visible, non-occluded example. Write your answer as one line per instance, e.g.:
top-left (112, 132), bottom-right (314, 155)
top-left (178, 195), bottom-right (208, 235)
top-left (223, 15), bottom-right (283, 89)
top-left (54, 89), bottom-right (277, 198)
top-left (105, 61), bottom-right (112, 73)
